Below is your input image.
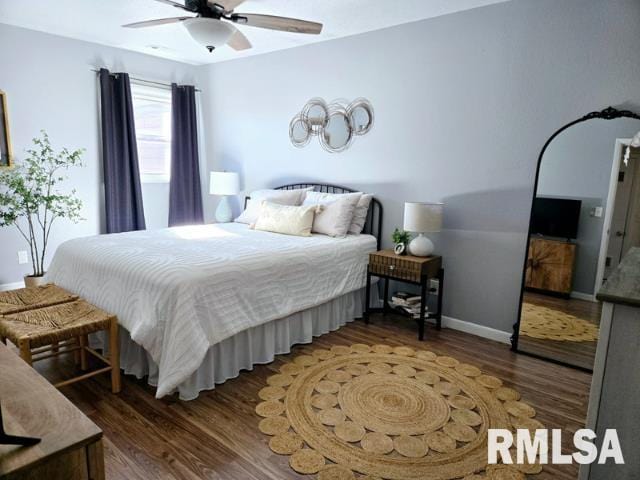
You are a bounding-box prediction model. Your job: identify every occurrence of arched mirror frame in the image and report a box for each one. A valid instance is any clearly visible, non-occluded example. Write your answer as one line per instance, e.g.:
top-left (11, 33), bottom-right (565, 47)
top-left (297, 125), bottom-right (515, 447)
top-left (511, 106), bottom-right (640, 365)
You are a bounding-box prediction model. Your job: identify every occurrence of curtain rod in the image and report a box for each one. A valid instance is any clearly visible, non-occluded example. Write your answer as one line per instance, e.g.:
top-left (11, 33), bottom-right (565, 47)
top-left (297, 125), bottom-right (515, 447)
top-left (90, 68), bottom-right (201, 92)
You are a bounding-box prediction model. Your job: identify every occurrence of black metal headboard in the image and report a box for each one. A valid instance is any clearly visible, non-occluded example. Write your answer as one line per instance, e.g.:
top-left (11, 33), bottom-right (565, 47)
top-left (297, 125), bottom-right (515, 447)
top-left (245, 183), bottom-right (383, 249)
top-left (276, 183), bottom-right (383, 249)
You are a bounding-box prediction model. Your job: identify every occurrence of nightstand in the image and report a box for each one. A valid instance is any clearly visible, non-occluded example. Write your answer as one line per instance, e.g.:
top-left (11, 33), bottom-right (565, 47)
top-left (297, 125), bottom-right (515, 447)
top-left (364, 249), bottom-right (444, 341)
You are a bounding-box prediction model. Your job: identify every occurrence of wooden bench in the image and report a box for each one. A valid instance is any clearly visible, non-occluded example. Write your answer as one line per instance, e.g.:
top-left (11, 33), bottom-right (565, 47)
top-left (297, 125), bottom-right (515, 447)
top-left (0, 285), bottom-right (120, 394)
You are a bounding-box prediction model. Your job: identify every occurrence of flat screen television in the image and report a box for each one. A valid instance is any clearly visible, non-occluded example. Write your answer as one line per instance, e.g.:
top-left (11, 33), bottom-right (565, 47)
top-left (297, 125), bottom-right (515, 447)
top-left (530, 197), bottom-right (581, 239)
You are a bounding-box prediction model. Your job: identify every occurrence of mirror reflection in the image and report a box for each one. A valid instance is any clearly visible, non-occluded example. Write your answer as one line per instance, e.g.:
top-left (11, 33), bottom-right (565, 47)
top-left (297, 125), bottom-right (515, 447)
top-left (321, 113), bottom-right (352, 151)
top-left (348, 102), bottom-right (373, 135)
top-left (289, 117), bottom-right (310, 147)
top-left (517, 116), bottom-right (640, 369)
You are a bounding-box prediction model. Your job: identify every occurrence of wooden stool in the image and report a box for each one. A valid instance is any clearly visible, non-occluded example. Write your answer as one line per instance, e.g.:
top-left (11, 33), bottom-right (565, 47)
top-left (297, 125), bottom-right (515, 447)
top-left (0, 295), bottom-right (121, 394)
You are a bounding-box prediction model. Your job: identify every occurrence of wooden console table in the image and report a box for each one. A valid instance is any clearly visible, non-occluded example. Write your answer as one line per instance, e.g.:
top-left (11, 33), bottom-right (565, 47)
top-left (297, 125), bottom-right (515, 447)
top-left (0, 342), bottom-right (105, 480)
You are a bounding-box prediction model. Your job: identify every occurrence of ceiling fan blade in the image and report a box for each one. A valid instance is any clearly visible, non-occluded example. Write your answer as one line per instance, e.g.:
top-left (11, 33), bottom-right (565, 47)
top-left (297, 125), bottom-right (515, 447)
top-left (227, 28), bottom-right (252, 51)
top-left (209, 0), bottom-right (246, 12)
top-left (231, 13), bottom-right (323, 35)
top-left (153, 0), bottom-right (192, 11)
top-left (123, 17), bottom-right (191, 28)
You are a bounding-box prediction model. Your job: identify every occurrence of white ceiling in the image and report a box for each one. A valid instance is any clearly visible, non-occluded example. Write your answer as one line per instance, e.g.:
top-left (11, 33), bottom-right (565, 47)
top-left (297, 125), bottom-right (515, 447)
top-left (0, 0), bottom-right (508, 65)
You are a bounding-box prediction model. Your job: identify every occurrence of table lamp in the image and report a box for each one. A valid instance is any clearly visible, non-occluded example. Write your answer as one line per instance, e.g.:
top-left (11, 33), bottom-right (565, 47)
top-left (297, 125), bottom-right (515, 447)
top-left (403, 202), bottom-right (443, 257)
top-left (210, 171), bottom-right (240, 223)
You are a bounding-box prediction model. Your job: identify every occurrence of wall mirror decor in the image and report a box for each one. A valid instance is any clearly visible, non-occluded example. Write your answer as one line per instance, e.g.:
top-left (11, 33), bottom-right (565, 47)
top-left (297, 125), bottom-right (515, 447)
top-left (290, 97), bottom-right (373, 153)
top-left (512, 106), bottom-right (640, 370)
top-left (320, 108), bottom-right (353, 153)
top-left (0, 91), bottom-right (12, 167)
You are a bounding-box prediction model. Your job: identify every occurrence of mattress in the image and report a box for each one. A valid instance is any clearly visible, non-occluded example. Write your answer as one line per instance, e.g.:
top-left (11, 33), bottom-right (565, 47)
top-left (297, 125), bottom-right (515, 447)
top-left (45, 223), bottom-right (377, 398)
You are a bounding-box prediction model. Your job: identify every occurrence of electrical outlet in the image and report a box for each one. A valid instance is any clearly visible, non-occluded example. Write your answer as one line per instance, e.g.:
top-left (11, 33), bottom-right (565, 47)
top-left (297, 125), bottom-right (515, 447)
top-left (429, 278), bottom-right (439, 295)
top-left (17, 250), bottom-right (29, 265)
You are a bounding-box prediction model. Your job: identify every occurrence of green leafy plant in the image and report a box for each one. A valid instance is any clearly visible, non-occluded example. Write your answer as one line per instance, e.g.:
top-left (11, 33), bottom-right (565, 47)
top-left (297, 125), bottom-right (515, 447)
top-left (0, 131), bottom-right (84, 277)
top-left (392, 228), bottom-right (411, 246)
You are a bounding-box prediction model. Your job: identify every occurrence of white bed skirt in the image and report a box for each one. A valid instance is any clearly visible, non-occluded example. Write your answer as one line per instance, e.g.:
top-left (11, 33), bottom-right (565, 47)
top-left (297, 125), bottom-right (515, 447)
top-left (94, 287), bottom-right (374, 400)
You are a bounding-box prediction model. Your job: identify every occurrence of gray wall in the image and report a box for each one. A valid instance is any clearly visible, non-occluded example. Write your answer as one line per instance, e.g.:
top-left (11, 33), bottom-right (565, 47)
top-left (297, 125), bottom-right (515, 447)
top-left (537, 118), bottom-right (640, 295)
top-left (199, 0), bottom-right (640, 333)
top-left (0, 24), bottom-right (200, 285)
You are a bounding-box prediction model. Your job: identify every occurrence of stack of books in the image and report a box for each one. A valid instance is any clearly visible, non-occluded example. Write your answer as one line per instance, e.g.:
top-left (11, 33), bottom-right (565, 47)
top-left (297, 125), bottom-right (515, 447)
top-left (390, 291), bottom-right (426, 319)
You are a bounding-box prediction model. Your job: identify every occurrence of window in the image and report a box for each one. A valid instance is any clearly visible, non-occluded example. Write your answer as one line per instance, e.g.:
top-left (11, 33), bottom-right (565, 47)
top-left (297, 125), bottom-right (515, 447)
top-left (131, 84), bottom-right (172, 183)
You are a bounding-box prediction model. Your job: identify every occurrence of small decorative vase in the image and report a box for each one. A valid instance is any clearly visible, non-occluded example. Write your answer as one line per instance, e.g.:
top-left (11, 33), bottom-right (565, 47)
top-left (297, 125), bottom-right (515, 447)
top-left (24, 275), bottom-right (47, 288)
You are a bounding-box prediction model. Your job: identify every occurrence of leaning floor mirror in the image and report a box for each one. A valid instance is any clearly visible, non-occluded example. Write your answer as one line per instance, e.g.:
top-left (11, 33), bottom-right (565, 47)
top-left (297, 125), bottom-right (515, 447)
top-left (513, 107), bottom-right (640, 370)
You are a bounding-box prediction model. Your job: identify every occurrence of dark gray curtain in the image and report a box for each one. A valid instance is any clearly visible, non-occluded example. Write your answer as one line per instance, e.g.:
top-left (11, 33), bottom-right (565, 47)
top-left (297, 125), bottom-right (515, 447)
top-left (98, 68), bottom-right (146, 233)
top-left (168, 84), bottom-right (204, 227)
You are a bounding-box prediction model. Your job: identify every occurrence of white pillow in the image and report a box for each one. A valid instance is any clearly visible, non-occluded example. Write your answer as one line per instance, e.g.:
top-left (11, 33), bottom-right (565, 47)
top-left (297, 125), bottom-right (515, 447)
top-left (348, 193), bottom-right (373, 235)
top-left (303, 191), bottom-right (362, 237)
top-left (252, 201), bottom-right (319, 237)
top-left (235, 187), bottom-right (312, 224)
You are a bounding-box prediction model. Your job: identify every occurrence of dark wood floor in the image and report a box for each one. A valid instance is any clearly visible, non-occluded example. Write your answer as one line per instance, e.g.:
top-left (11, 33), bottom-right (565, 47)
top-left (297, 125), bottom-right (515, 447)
top-left (27, 314), bottom-right (591, 480)
top-left (519, 292), bottom-right (602, 370)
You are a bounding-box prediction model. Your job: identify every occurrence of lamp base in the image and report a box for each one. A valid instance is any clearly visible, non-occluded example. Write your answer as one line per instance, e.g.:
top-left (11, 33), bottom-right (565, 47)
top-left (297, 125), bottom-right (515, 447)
top-left (215, 196), bottom-right (233, 223)
top-left (409, 233), bottom-right (434, 257)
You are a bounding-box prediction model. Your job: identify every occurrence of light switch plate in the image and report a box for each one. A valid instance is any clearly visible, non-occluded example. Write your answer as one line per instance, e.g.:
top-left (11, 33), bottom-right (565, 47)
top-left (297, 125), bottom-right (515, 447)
top-left (593, 206), bottom-right (604, 218)
top-left (17, 250), bottom-right (29, 264)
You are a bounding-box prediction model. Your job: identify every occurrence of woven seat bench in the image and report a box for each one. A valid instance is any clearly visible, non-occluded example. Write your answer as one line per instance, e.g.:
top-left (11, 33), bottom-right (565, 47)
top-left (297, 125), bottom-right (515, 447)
top-left (0, 284), bottom-right (121, 393)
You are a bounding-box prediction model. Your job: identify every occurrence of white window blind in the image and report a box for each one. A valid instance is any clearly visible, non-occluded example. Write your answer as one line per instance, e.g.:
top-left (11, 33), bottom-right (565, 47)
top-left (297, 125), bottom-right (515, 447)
top-left (131, 83), bottom-right (172, 183)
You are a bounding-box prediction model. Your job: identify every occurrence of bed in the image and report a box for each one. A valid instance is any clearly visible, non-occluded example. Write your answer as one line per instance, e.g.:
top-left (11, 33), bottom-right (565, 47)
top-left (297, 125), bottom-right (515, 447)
top-left (45, 184), bottom-right (383, 400)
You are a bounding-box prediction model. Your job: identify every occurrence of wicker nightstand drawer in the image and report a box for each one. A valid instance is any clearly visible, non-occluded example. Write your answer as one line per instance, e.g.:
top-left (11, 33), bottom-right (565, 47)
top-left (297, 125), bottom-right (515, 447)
top-left (368, 250), bottom-right (441, 282)
top-left (369, 259), bottom-right (422, 282)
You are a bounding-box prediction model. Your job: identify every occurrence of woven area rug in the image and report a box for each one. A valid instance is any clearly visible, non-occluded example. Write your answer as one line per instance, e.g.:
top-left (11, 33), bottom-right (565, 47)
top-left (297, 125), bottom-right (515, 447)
top-left (520, 303), bottom-right (599, 342)
top-left (256, 344), bottom-right (543, 479)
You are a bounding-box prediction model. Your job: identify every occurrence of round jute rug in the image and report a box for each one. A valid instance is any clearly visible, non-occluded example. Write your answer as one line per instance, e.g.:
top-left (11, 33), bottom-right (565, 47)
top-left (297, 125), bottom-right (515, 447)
top-left (256, 344), bottom-right (544, 479)
top-left (520, 303), bottom-right (599, 342)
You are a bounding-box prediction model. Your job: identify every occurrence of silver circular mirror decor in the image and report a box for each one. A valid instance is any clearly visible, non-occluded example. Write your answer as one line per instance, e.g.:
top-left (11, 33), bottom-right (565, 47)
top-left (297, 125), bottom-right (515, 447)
top-left (348, 98), bottom-right (374, 135)
top-left (290, 97), bottom-right (374, 153)
top-left (320, 108), bottom-right (353, 153)
top-left (301, 97), bottom-right (329, 134)
top-left (289, 115), bottom-right (311, 148)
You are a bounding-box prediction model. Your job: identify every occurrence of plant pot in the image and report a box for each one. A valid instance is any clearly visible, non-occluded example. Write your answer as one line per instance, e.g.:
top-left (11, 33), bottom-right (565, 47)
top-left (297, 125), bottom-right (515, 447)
top-left (24, 275), bottom-right (47, 288)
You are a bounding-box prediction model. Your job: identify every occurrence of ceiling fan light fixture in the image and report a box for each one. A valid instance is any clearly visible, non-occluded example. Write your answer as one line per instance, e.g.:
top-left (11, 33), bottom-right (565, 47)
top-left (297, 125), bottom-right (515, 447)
top-left (184, 17), bottom-right (235, 50)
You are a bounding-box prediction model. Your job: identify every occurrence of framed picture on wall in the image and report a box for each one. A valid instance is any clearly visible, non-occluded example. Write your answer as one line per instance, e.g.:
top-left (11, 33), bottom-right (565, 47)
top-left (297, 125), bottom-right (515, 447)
top-left (0, 90), bottom-right (12, 167)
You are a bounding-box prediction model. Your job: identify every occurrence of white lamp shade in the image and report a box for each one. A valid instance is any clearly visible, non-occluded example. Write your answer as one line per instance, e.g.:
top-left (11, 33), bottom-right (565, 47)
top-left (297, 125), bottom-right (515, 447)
top-left (403, 202), bottom-right (443, 233)
top-left (184, 18), bottom-right (235, 48)
top-left (631, 130), bottom-right (640, 148)
top-left (209, 172), bottom-right (240, 196)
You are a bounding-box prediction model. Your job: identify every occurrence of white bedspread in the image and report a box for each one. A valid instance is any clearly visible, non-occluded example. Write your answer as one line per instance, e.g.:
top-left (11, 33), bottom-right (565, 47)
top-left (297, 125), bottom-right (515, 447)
top-left (45, 223), bottom-right (376, 398)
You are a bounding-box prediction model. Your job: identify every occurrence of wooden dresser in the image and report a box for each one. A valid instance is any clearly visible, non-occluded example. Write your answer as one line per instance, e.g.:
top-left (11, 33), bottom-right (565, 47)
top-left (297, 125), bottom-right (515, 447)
top-left (0, 342), bottom-right (104, 480)
top-left (525, 237), bottom-right (576, 295)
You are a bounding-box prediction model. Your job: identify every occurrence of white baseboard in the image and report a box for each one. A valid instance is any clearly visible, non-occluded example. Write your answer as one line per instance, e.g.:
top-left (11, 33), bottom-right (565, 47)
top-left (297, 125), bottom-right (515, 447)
top-left (441, 315), bottom-right (512, 344)
top-left (571, 291), bottom-right (597, 302)
top-left (0, 282), bottom-right (23, 292)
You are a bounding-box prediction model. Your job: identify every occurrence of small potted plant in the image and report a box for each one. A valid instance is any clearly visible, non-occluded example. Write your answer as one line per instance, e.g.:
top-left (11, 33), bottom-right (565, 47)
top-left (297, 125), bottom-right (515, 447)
top-left (392, 228), bottom-right (411, 255)
top-left (0, 131), bottom-right (84, 287)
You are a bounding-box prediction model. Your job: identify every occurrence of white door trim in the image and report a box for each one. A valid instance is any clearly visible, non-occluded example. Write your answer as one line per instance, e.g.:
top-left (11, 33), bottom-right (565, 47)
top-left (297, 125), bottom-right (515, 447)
top-left (594, 138), bottom-right (629, 293)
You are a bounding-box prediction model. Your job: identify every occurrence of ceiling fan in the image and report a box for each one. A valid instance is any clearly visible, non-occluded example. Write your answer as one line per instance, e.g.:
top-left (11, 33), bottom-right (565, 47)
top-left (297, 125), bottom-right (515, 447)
top-left (123, 0), bottom-right (323, 52)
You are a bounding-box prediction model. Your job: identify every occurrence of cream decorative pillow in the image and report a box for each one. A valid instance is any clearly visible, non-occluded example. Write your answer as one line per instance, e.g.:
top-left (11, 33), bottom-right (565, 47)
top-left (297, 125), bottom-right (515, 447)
top-left (303, 191), bottom-right (362, 237)
top-left (252, 201), bottom-right (319, 237)
top-left (348, 193), bottom-right (373, 234)
top-left (235, 187), bottom-right (313, 224)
